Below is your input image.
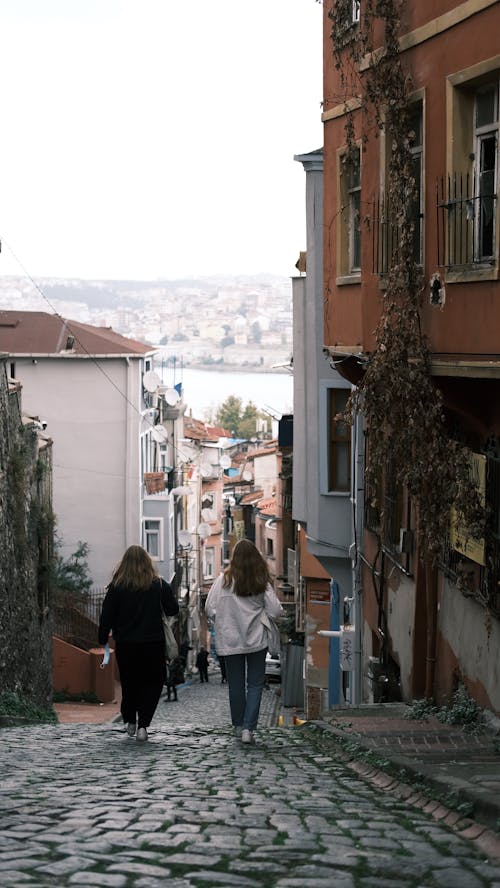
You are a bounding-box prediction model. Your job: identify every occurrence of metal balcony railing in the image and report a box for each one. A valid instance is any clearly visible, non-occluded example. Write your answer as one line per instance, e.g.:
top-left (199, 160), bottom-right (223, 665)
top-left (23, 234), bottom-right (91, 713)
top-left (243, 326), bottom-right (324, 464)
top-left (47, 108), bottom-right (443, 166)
top-left (371, 196), bottom-right (423, 275)
top-left (436, 173), bottom-right (497, 268)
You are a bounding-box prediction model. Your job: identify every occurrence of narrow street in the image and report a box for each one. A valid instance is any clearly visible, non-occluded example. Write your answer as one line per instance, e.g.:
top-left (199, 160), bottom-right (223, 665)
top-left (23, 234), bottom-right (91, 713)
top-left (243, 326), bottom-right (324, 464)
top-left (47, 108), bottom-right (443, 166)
top-left (1, 679), bottom-right (499, 888)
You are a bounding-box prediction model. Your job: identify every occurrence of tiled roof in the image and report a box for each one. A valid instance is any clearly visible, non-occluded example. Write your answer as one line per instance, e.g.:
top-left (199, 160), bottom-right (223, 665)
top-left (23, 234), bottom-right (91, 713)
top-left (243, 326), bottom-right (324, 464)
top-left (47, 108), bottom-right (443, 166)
top-left (0, 311), bottom-right (153, 356)
top-left (183, 415), bottom-right (219, 442)
top-left (206, 425), bottom-right (231, 438)
top-left (238, 489), bottom-right (264, 506)
top-left (256, 496), bottom-right (277, 517)
top-left (246, 443), bottom-right (278, 460)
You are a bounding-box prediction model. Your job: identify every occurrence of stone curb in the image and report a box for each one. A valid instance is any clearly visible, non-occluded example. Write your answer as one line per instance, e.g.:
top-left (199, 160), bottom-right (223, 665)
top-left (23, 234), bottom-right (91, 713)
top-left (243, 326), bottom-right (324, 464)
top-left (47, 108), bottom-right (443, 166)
top-left (310, 719), bottom-right (500, 860)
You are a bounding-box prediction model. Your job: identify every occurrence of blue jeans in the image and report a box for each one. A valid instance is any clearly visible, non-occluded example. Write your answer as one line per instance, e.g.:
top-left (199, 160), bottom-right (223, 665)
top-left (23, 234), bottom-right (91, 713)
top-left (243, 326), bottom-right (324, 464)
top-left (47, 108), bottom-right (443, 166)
top-left (224, 648), bottom-right (267, 731)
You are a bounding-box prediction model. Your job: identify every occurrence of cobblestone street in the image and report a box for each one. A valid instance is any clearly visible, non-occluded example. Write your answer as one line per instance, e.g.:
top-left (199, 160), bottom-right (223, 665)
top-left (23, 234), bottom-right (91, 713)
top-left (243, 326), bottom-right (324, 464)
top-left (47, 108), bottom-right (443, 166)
top-left (1, 678), bottom-right (500, 887)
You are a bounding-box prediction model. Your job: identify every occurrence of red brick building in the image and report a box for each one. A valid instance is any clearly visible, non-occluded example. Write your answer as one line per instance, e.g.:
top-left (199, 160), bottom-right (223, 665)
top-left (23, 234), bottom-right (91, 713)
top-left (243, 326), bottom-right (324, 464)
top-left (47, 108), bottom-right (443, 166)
top-left (322, 0), bottom-right (500, 712)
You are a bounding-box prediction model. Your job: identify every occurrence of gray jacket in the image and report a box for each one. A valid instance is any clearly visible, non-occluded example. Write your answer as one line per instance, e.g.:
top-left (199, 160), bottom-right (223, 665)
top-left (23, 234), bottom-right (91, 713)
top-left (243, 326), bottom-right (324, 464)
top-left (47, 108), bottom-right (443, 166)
top-left (205, 574), bottom-right (283, 656)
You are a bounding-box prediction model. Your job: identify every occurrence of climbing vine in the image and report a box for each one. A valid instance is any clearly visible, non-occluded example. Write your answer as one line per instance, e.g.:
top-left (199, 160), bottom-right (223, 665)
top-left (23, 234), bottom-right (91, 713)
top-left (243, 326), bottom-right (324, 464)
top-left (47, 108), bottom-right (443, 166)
top-left (326, 0), bottom-right (484, 560)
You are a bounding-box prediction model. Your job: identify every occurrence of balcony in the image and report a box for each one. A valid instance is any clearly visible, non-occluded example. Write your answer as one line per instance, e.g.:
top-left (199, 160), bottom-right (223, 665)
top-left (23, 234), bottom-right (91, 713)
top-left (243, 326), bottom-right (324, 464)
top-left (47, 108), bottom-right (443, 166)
top-left (144, 472), bottom-right (166, 495)
top-left (436, 174), bottom-right (497, 270)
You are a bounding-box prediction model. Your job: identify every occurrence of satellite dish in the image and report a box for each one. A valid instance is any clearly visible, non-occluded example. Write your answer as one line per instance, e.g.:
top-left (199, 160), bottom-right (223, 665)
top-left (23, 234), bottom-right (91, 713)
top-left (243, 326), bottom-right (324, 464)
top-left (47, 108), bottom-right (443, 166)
top-left (171, 485), bottom-right (192, 496)
top-left (197, 522), bottom-right (211, 540)
top-left (164, 388), bottom-right (180, 406)
top-left (151, 425), bottom-right (168, 443)
top-left (219, 454), bottom-right (231, 469)
top-left (242, 470), bottom-right (252, 482)
top-left (142, 370), bottom-right (162, 393)
top-left (178, 530), bottom-right (192, 547)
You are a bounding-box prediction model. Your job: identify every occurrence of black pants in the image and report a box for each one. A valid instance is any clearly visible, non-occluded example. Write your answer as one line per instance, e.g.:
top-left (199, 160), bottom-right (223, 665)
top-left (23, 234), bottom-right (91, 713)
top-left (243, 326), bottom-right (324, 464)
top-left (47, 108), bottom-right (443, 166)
top-left (115, 640), bottom-right (166, 729)
top-left (166, 683), bottom-right (178, 701)
top-left (198, 664), bottom-right (209, 682)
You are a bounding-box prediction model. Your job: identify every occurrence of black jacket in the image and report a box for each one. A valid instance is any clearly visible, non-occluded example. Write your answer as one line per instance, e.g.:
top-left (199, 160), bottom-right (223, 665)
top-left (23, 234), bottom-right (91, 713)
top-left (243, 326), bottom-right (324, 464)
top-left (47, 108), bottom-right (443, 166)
top-left (98, 576), bottom-right (178, 645)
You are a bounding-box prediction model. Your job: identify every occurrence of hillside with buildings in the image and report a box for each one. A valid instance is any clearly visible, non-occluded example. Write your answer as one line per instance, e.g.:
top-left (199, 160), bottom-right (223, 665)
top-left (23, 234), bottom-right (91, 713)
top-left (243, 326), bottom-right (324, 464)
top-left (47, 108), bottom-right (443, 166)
top-left (0, 273), bottom-right (293, 371)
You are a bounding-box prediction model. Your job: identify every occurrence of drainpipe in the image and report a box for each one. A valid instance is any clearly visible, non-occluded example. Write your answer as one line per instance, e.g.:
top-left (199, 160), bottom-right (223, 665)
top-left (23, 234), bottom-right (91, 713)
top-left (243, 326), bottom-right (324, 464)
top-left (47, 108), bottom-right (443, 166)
top-left (424, 561), bottom-right (438, 698)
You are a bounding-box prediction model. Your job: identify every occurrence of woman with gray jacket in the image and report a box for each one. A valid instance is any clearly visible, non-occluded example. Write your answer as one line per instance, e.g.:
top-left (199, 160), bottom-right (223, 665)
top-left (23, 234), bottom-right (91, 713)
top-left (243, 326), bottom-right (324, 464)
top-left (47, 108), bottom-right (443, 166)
top-left (205, 539), bottom-right (283, 744)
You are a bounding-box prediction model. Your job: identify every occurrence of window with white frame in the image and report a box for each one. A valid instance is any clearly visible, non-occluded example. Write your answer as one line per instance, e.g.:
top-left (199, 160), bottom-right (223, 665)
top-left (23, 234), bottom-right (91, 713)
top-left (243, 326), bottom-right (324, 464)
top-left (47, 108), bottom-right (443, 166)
top-left (143, 518), bottom-right (163, 560)
top-left (474, 83), bottom-right (498, 262)
top-left (338, 145), bottom-right (362, 278)
top-left (328, 387), bottom-right (351, 492)
top-left (204, 546), bottom-right (215, 580)
top-left (352, 0), bottom-right (360, 24)
top-left (441, 67), bottom-right (499, 272)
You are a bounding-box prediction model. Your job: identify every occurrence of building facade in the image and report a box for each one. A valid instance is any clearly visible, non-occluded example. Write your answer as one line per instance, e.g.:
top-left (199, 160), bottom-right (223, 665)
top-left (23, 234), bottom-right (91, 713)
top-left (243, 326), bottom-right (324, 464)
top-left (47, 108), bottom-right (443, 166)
top-left (322, 0), bottom-right (500, 712)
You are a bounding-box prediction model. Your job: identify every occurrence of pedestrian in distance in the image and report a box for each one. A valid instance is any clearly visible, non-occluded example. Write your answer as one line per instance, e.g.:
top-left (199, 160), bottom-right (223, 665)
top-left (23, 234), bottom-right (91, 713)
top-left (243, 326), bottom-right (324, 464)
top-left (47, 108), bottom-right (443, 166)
top-left (165, 656), bottom-right (184, 701)
top-left (205, 538), bottom-right (283, 744)
top-left (98, 544), bottom-right (178, 742)
top-left (196, 646), bottom-right (209, 682)
top-left (164, 659), bottom-right (178, 701)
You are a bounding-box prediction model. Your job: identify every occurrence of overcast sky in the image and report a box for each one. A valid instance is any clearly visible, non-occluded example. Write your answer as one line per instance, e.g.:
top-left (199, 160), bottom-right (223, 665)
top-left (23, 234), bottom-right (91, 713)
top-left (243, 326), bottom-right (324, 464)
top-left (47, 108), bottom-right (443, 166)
top-left (0, 0), bottom-right (323, 282)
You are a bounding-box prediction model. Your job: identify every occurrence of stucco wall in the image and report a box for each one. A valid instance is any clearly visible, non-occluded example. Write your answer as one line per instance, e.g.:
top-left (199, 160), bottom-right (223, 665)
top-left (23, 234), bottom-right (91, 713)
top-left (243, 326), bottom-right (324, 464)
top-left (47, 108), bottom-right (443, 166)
top-left (438, 579), bottom-right (500, 714)
top-left (13, 356), bottom-right (144, 586)
top-left (386, 573), bottom-right (417, 700)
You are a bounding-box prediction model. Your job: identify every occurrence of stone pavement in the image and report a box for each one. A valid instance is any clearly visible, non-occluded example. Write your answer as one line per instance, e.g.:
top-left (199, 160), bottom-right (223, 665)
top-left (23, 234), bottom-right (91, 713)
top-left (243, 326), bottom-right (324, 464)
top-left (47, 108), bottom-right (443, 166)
top-left (1, 678), bottom-right (500, 886)
top-left (318, 704), bottom-right (500, 835)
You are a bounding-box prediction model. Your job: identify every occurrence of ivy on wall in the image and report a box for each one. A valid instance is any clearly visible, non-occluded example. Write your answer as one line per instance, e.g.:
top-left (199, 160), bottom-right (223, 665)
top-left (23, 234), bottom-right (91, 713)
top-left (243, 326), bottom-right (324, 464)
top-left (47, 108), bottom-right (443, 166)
top-left (325, 0), bottom-right (484, 560)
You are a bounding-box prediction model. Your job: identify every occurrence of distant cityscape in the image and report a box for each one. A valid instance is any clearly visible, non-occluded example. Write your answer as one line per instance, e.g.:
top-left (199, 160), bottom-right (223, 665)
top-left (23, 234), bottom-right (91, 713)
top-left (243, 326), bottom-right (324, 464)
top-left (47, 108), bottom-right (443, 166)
top-left (0, 273), bottom-right (293, 373)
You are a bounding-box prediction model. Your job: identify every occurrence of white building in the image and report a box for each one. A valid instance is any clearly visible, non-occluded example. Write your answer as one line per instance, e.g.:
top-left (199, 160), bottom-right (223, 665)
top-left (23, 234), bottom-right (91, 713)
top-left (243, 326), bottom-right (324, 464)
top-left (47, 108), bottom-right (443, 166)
top-left (0, 310), bottom-right (156, 587)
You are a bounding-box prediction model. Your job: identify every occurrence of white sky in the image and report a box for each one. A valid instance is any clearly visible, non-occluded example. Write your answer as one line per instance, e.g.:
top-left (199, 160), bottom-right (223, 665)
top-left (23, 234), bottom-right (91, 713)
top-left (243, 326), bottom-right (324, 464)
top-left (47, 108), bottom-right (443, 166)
top-left (0, 0), bottom-right (323, 282)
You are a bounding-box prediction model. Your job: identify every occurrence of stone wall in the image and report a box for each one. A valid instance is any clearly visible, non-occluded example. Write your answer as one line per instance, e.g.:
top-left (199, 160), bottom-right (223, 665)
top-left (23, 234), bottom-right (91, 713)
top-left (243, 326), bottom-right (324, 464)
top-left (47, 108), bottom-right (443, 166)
top-left (0, 357), bottom-right (54, 708)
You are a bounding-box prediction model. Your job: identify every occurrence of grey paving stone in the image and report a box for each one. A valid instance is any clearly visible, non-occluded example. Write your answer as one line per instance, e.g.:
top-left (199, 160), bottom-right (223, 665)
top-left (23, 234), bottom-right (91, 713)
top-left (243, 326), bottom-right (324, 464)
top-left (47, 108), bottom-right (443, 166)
top-left (184, 873), bottom-right (263, 886)
top-left (429, 867), bottom-right (484, 888)
top-left (69, 873), bottom-right (128, 887)
top-left (1, 680), bottom-right (500, 887)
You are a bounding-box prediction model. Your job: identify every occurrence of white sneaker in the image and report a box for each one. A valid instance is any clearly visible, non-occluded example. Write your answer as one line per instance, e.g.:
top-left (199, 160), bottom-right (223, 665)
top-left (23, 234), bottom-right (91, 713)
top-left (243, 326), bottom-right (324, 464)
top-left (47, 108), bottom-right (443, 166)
top-left (241, 729), bottom-right (255, 744)
top-left (126, 723), bottom-right (136, 737)
top-left (136, 727), bottom-right (148, 742)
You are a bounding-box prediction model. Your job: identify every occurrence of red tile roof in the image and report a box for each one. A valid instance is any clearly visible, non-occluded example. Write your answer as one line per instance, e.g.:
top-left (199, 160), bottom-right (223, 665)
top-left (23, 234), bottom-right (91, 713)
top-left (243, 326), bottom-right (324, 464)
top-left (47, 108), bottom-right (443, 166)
top-left (238, 489), bottom-right (264, 506)
top-left (256, 496), bottom-right (277, 517)
top-left (0, 311), bottom-right (153, 356)
top-left (184, 415), bottom-right (219, 442)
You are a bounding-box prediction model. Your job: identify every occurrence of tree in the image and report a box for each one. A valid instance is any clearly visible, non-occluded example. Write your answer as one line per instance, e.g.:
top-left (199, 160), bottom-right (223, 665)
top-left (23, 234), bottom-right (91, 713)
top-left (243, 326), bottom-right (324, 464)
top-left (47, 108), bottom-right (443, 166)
top-left (53, 540), bottom-right (93, 595)
top-left (238, 401), bottom-right (260, 440)
top-left (215, 396), bottom-right (243, 436)
top-left (215, 396), bottom-right (267, 439)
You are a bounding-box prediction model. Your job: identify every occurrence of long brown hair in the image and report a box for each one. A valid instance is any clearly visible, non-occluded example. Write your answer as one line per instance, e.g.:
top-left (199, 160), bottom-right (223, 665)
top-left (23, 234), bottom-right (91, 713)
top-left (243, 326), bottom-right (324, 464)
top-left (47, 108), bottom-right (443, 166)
top-left (110, 545), bottom-right (158, 592)
top-left (223, 539), bottom-right (271, 597)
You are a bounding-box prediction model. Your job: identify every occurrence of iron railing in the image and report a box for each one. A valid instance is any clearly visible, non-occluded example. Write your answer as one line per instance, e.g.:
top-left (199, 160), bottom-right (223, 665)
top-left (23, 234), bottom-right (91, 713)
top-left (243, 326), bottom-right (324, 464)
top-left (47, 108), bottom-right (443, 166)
top-left (436, 173), bottom-right (497, 268)
top-left (371, 196), bottom-right (423, 275)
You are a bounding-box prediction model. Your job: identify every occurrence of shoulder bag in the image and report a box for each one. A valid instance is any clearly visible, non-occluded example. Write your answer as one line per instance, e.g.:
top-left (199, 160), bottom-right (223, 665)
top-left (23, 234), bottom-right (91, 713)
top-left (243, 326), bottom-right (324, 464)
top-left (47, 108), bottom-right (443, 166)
top-left (162, 611), bottom-right (179, 660)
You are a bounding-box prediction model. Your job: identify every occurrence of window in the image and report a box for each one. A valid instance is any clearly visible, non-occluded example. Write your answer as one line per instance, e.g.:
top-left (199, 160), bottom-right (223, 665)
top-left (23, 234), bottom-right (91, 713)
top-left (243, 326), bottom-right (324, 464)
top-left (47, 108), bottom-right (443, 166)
top-left (439, 67), bottom-right (499, 274)
top-left (373, 101), bottom-right (423, 274)
top-left (338, 145), bottom-right (362, 279)
top-left (204, 546), bottom-right (215, 580)
top-left (352, 0), bottom-right (360, 24)
top-left (475, 84), bottom-right (498, 261)
top-left (143, 518), bottom-right (163, 560)
top-left (266, 537), bottom-right (274, 558)
top-left (348, 148), bottom-right (361, 271)
top-left (202, 491), bottom-right (216, 513)
top-left (328, 388), bottom-right (351, 492)
top-left (409, 104), bottom-right (424, 265)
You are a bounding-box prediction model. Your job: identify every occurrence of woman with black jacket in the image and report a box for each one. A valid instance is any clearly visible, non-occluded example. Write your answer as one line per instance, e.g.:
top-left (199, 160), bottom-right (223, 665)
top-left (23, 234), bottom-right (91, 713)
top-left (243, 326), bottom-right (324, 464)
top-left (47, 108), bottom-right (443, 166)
top-left (98, 545), bottom-right (178, 742)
